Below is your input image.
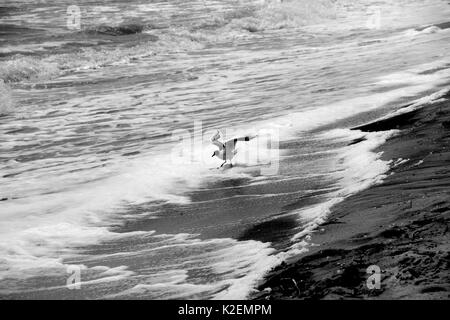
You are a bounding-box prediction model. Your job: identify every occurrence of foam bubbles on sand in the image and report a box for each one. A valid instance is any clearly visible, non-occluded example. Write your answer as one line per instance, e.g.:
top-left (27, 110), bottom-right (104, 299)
top-left (289, 128), bottom-right (397, 254)
top-left (286, 85), bottom-right (450, 255)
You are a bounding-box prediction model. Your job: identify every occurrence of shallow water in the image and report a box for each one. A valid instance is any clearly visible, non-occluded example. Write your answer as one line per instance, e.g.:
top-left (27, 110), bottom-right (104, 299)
top-left (1, 0), bottom-right (450, 299)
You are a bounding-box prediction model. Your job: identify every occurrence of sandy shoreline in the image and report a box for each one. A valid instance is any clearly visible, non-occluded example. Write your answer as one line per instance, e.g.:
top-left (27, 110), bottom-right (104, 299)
top-left (253, 89), bottom-right (450, 300)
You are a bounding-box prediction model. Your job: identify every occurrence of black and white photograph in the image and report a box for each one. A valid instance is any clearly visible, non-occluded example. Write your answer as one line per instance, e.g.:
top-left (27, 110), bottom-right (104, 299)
top-left (0, 0), bottom-right (449, 305)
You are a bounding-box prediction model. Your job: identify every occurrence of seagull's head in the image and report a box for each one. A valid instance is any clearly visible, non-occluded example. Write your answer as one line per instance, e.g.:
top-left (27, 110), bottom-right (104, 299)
top-left (212, 150), bottom-right (219, 158)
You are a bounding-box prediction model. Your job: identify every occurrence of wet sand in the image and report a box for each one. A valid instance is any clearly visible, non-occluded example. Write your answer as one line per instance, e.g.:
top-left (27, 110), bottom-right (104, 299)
top-left (253, 89), bottom-right (450, 300)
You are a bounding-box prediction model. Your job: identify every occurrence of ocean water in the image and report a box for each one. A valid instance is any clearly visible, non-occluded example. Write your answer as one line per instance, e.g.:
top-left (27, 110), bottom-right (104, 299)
top-left (0, 0), bottom-right (450, 299)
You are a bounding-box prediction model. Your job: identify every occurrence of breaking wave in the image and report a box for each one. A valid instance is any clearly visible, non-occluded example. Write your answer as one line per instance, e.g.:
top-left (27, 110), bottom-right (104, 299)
top-left (0, 57), bottom-right (59, 83)
top-left (0, 0), bottom-right (339, 85)
top-left (404, 21), bottom-right (450, 37)
top-left (0, 33), bottom-right (202, 84)
top-left (195, 0), bottom-right (338, 33)
top-left (227, 0), bottom-right (337, 32)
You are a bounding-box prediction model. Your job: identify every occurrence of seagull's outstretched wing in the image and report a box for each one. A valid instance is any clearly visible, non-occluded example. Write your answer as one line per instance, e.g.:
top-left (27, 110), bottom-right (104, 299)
top-left (224, 134), bottom-right (256, 149)
top-left (210, 130), bottom-right (225, 150)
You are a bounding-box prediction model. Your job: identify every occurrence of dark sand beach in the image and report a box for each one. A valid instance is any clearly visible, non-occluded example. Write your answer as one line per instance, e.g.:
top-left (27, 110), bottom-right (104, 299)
top-left (254, 89), bottom-right (450, 300)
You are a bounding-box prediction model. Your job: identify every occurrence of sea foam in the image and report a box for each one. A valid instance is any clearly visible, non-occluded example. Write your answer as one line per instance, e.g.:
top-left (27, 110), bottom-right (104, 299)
top-left (0, 80), bottom-right (14, 115)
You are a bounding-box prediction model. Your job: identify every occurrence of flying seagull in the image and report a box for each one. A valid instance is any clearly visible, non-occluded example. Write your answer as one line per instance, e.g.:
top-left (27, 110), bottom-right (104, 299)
top-left (211, 130), bottom-right (255, 168)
